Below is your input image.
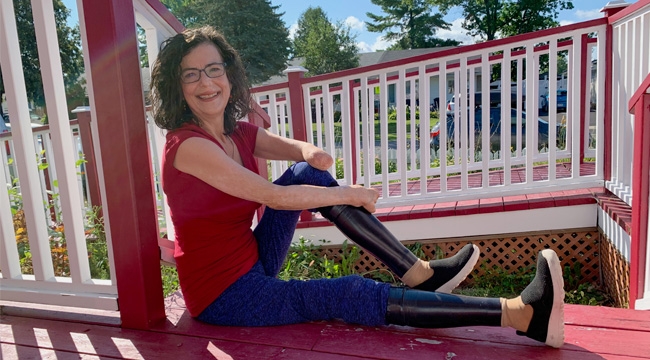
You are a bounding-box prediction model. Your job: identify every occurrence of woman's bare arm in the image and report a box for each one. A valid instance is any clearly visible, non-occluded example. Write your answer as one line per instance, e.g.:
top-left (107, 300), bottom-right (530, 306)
top-left (253, 128), bottom-right (333, 171)
top-left (174, 136), bottom-right (378, 211)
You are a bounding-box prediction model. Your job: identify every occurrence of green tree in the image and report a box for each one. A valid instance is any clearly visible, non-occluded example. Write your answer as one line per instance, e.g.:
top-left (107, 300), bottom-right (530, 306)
top-left (500, 0), bottom-right (574, 37)
top-left (161, 0), bottom-right (291, 85)
top-left (0, 0), bottom-right (84, 109)
top-left (436, 0), bottom-right (573, 41)
top-left (159, 0), bottom-right (200, 26)
top-left (366, 0), bottom-right (460, 50)
top-left (293, 7), bottom-right (359, 76)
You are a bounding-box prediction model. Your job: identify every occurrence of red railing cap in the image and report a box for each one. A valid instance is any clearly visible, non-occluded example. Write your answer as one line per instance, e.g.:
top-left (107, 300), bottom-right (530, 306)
top-left (629, 73), bottom-right (650, 114)
top-left (608, 0), bottom-right (650, 23)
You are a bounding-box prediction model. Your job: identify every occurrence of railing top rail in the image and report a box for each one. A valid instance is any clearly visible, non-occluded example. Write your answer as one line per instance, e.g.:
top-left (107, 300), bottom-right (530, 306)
top-left (608, 0), bottom-right (650, 24)
top-left (0, 119), bottom-right (80, 140)
top-left (629, 73), bottom-right (650, 113)
top-left (139, 0), bottom-right (185, 32)
top-left (283, 18), bottom-right (607, 86)
top-left (250, 82), bottom-right (290, 94)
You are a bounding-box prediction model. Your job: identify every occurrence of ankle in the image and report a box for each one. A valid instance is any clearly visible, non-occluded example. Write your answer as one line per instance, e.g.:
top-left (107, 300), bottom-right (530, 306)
top-left (501, 296), bottom-right (534, 332)
top-left (401, 259), bottom-right (434, 287)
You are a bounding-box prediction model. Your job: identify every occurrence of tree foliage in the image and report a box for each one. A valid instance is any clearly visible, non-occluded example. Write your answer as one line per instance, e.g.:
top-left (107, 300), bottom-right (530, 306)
top-left (293, 7), bottom-right (359, 76)
top-left (436, 0), bottom-right (573, 41)
top-left (366, 0), bottom-right (460, 50)
top-left (161, 0), bottom-right (291, 85)
top-left (0, 0), bottom-right (83, 108)
top-left (499, 0), bottom-right (574, 37)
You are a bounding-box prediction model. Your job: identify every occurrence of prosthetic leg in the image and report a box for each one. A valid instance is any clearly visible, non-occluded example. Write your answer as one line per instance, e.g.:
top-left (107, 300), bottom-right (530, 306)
top-left (318, 205), bottom-right (479, 292)
top-left (384, 249), bottom-right (565, 348)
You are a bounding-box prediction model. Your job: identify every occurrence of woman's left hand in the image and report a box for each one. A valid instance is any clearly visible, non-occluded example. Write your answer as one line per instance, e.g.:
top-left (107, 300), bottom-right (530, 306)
top-left (303, 146), bottom-right (333, 171)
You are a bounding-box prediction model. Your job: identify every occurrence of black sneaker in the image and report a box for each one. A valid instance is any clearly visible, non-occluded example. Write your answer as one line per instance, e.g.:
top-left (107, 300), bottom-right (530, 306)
top-left (517, 249), bottom-right (565, 348)
top-left (413, 244), bottom-right (480, 293)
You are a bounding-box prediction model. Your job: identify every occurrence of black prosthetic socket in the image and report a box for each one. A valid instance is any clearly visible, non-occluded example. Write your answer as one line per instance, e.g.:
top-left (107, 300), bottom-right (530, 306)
top-left (318, 205), bottom-right (418, 277)
top-left (385, 287), bottom-right (502, 328)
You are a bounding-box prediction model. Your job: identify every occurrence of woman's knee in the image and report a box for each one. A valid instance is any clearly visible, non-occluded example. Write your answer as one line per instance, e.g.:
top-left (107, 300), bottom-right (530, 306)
top-left (275, 162), bottom-right (337, 187)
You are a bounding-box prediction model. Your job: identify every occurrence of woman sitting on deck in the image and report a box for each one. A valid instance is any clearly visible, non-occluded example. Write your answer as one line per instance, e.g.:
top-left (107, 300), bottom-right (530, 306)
top-left (149, 25), bottom-right (565, 348)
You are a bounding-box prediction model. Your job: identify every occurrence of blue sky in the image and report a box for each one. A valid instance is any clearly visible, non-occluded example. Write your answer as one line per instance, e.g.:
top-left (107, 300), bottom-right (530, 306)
top-left (63, 0), bottom-right (618, 52)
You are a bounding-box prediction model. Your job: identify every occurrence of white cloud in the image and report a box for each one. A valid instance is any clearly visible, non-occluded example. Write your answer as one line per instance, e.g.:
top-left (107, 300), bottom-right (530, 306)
top-left (559, 19), bottom-right (575, 26)
top-left (438, 18), bottom-right (474, 45)
top-left (288, 22), bottom-right (298, 40)
top-left (575, 9), bottom-right (603, 20)
top-left (357, 41), bottom-right (373, 53)
top-left (345, 16), bottom-right (365, 31)
top-left (357, 35), bottom-right (397, 53)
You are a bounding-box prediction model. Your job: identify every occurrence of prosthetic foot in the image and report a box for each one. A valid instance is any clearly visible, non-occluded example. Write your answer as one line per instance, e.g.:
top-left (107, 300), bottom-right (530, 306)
top-left (318, 205), bottom-right (479, 292)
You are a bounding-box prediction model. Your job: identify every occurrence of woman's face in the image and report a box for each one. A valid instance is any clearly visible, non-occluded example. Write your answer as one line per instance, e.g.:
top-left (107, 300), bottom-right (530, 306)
top-left (180, 42), bottom-right (232, 124)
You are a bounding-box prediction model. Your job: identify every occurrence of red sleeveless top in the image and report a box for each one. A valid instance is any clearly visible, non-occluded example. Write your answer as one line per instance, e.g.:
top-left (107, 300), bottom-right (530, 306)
top-left (162, 121), bottom-right (261, 316)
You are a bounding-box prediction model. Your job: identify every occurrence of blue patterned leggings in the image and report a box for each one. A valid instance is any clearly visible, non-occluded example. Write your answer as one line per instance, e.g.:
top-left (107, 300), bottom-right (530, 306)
top-left (197, 162), bottom-right (391, 326)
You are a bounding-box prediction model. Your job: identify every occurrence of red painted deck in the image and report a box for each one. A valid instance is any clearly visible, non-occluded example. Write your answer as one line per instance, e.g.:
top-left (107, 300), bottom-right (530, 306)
top-left (2, 292), bottom-right (649, 360)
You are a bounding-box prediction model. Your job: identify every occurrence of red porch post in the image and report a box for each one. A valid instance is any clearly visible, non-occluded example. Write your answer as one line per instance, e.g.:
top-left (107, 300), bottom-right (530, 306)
top-left (285, 67), bottom-right (308, 142)
top-left (249, 102), bottom-right (272, 220)
top-left (602, 0), bottom-right (631, 182)
top-left (630, 92), bottom-right (650, 308)
top-left (285, 66), bottom-right (312, 221)
top-left (80, 0), bottom-right (165, 329)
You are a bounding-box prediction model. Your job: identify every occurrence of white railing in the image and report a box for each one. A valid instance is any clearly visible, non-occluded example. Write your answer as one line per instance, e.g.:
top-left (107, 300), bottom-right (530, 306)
top-left (0, 0), bottom-right (118, 310)
top-left (0, 0), bottom-right (177, 311)
top-left (252, 20), bottom-right (608, 207)
top-left (1, 124), bottom-right (90, 217)
top-left (253, 85), bottom-right (293, 180)
top-left (608, 0), bottom-right (650, 205)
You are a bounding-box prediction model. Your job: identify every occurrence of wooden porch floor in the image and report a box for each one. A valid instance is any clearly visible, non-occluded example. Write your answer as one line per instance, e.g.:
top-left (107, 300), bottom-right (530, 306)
top-left (2, 291), bottom-right (649, 360)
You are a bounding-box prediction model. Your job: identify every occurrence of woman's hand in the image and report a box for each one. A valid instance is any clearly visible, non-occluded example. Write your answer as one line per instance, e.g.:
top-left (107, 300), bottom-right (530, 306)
top-left (302, 145), bottom-right (333, 171)
top-left (347, 184), bottom-right (379, 213)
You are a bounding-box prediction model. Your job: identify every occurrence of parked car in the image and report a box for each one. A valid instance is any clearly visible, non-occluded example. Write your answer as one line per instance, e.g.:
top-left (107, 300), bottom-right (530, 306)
top-left (541, 89), bottom-right (568, 113)
top-left (430, 107), bottom-right (558, 151)
top-left (1, 111), bottom-right (9, 133)
top-left (445, 91), bottom-right (525, 114)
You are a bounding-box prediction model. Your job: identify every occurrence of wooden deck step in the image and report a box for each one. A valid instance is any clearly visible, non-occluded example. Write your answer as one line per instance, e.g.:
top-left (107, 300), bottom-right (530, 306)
top-left (2, 294), bottom-right (649, 359)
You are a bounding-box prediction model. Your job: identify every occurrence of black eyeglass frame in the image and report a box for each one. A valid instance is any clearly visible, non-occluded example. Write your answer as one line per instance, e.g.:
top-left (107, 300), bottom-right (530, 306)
top-left (180, 62), bottom-right (228, 84)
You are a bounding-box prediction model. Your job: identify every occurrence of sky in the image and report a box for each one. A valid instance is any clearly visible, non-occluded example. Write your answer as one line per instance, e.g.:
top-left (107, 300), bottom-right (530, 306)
top-left (62, 0), bottom-right (619, 52)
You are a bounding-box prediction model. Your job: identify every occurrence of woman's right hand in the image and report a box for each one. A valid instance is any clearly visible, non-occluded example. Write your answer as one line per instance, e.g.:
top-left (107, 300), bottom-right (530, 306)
top-left (347, 185), bottom-right (379, 213)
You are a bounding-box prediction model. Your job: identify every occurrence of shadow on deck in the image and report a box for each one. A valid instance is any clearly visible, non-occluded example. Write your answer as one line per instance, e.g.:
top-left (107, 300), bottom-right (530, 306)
top-left (2, 290), bottom-right (649, 359)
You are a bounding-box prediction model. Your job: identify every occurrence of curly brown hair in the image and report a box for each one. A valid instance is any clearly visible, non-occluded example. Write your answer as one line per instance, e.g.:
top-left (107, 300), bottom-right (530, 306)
top-left (149, 26), bottom-right (251, 133)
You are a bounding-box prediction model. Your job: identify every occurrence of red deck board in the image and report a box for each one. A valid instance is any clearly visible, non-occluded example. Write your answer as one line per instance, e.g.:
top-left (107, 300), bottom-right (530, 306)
top-left (2, 303), bottom-right (649, 359)
top-left (389, 205), bottom-right (413, 221)
top-left (527, 192), bottom-right (556, 209)
top-left (503, 194), bottom-right (530, 211)
top-left (456, 199), bottom-right (481, 215)
top-left (409, 203), bottom-right (435, 219)
top-left (431, 201), bottom-right (457, 217)
top-left (565, 304), bottom-right (650, 332)
top-left (479, 197), bottom-right (504, 213)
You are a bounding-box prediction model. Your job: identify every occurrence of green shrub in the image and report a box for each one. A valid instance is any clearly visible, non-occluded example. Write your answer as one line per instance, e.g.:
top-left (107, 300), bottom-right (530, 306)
top-left (161, 265), bottom-right (180, 297)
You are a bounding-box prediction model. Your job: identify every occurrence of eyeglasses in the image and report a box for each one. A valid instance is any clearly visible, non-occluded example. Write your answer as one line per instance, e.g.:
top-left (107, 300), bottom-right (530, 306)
top-left (180, 62), bottom-right (227, 84)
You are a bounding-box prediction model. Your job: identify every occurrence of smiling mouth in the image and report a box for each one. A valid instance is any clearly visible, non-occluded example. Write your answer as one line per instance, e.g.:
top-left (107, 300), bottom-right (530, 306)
top-left (198, 92), bottom-right (219, 100)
